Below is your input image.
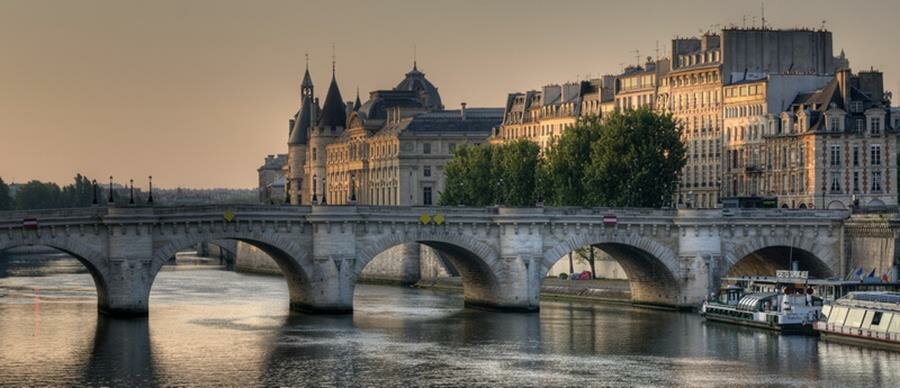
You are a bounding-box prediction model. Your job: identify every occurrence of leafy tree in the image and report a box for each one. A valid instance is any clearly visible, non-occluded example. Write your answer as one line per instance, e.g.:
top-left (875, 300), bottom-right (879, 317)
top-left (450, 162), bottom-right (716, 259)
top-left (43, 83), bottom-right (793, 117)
top-left (0, 177), bottom-right (12, 211)
top-left (15, 180), bottom-right (63, 210)
top-left (539, 115), bottom-right (604, 206)
top-left (583, 108), bottom-right (685, 207)
top-left (440, 144), bottom-right (497, 206)
top-left (492, 140), bottom-right (541, 206)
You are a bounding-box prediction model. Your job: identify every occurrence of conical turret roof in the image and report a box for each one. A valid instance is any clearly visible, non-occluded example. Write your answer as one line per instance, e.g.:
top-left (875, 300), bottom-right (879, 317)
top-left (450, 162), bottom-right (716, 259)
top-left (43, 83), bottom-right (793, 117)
top-left (318, 74), bottom-right (346, 128)
top-left (288, 98), bottom-right (313, 145)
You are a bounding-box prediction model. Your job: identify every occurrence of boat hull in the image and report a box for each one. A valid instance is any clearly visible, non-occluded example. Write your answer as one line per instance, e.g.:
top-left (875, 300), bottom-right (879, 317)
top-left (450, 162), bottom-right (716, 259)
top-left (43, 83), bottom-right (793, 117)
top-left (702, 312), bottom-right (815, 334)
top-left (818, 331), bottom-right (900, 352)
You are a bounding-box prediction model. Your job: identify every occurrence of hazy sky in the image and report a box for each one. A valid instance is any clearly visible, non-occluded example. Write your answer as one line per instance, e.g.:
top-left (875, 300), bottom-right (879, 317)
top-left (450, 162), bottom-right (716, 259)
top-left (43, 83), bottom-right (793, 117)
top-left (2, 0), bottom-right (899, 189)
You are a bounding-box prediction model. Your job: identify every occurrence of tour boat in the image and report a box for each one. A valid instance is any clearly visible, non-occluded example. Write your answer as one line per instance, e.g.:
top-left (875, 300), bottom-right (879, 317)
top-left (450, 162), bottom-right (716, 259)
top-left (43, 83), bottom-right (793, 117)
top-left (701, 271), bottom-right (824, 333)
top-left (815, 292), bottom-right (900, 351)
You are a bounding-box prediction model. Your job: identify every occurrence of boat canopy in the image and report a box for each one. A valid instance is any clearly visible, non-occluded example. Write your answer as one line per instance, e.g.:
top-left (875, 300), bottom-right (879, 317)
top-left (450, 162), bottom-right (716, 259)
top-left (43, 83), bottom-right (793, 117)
top-left (845, 292), bottom-right (900, 304)
top-left (737, 293), bottom-right (778, 311)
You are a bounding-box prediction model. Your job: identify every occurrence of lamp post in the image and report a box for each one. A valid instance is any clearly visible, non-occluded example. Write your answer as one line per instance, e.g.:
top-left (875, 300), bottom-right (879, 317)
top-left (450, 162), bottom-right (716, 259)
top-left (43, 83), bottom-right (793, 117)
top-left (284, 180), bottom-right (290, 205)
top-left (322, 176), bottom-right (327, 205)
top-left (147, 176), bottom-right (154, 204)
top-left (312, 174), bottom-right (318, 204)
top-left (108, 176), bottom-right (114, 204)
top-left (350, 173), bottom-right (357, 203)
top-left (129, 179), bottom-right (135, 205)
top-left (91, 179), bottom-right (98, 206)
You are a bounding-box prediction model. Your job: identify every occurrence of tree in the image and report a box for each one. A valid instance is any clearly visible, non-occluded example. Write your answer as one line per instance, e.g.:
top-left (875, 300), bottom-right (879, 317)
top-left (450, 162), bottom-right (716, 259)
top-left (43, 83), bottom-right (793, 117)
top-left (492, 140), bottom-right (541, 206)
top-left (583, 108), bottom-right (686, 207)
top-left (0, 178), bottom-right (12, 211)
top-left (14, 180), bottom-right (63, 210)
top-left (440, 144), bottom-right (496, 206)
top-left (539, 115), bottom-right (604, 206)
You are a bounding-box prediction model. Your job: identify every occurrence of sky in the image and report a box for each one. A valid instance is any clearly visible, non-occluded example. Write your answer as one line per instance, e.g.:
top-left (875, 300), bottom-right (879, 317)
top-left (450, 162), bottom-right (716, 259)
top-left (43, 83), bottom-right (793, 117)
top-left (2, 0), bottom-right (899, 189)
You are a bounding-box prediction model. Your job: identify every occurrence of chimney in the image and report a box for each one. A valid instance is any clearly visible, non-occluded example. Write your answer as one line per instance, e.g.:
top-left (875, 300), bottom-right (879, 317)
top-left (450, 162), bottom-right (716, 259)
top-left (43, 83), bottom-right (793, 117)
top-left (460, 102), bottom-right (467, 120)
top-left (836, 68), bottom-right (851, 108)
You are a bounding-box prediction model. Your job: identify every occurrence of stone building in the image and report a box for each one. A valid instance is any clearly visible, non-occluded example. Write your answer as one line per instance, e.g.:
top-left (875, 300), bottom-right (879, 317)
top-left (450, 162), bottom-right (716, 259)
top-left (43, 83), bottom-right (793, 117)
top-left (257, 154), bottom-right (287, 203)
top-left (722, 74), bottom-right (833, 199)
top-left (657, 33), bottom-right (725, 208)
top-left (615, 58), bottom-right (668, 111)
top-left (489, 78), bottom-right (613, 150)
top-left (765, 68), bottom-right (897, 209)
top-left (285, 62), bottom-right (502, 206)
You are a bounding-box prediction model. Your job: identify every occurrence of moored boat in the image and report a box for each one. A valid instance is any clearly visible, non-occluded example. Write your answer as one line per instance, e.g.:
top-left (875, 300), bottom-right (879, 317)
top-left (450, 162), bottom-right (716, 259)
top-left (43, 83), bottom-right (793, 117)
top-left (815, 292), bottom-right (900, 351)
top-left (701, 282), bottom-right (822, 334)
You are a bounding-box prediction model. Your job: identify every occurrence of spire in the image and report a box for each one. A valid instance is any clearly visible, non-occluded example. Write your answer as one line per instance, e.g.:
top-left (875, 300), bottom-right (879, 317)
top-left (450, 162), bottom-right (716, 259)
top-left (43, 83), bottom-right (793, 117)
top-left (353, 87), bottom-right (362, 111)
top-left (331, 43), bottom-right (336, 76)
top-left (300, 51), bottom-right (313, 100)
top-left (318, 68), bottom-right (346, 128)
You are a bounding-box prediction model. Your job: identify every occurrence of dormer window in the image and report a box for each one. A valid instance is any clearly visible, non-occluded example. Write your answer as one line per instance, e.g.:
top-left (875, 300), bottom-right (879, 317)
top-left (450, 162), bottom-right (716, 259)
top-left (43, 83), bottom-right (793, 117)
top-left (869, 116), bottom-right (882, 135)
top-left (850, 101), bottom-right (863, 113)
top-left (829, 116), bottom-right (842, 132)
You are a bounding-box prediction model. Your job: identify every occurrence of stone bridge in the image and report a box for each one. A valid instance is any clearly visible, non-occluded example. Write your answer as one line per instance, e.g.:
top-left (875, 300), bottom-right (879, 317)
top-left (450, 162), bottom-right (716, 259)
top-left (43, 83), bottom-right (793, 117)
top-left (0, 205), bottom-right (860, 316)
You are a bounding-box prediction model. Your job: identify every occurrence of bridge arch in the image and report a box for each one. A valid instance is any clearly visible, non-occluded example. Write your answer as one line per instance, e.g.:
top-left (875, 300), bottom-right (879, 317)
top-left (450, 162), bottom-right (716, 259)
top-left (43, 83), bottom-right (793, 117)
top-left (355, 231), bottom-right (501, 309)
top-left (723, 236), bottom-right (836, 278)
top-left (150, 231), bottom-right (314, 309)
top-left (542, 233), bottom-right (682, 306)
top-left (0, 236), bottom-right (110, 308)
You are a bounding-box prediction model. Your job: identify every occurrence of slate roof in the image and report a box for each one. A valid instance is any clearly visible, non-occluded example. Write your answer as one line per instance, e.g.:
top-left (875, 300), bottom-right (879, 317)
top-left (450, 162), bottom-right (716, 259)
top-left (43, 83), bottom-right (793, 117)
top-left (318, 75), bottom-right (346, 128)
top-left (394, 63), bottom-right (444, 111)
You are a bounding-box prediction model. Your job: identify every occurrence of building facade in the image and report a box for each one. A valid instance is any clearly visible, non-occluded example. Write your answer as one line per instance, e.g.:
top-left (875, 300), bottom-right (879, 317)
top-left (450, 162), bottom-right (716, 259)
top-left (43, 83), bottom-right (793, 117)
top-left (285, 63), bottom-right (502, 206)
top-left (257, 154), bottom-right (287, 203)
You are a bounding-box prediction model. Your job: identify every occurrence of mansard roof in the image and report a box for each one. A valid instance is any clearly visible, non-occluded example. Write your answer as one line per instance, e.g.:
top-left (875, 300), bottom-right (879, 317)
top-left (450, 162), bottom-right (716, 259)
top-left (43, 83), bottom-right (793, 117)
top-left (378, 108), bottom-right (503, 135)
top-left (318, 75), bottom-right (347, 128)
top-left (394, 63), bottom-right (444, 111)
top-left (357, 90), bottom-right (426, 120)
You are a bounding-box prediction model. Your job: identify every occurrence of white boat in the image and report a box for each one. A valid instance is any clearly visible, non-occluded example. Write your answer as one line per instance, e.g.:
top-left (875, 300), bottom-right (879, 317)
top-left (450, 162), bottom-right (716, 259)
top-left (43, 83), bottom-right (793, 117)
top-left (815, 292), bottom-right (900, 351)
top-left (701, 283), bottom-right (823, 334)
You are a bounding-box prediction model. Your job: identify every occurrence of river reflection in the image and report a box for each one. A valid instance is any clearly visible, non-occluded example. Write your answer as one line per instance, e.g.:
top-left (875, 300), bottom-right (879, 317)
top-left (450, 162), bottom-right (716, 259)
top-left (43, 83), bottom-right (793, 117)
top-left (1, 269), bottom-right (899, 386)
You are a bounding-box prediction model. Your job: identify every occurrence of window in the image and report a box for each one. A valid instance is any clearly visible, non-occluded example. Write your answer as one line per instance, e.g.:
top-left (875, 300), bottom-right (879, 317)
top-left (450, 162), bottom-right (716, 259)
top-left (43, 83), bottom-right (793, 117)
top-left (856, 118), bottom-right (865, 132)
top-left (831, 172), bottom-right (842, 193)
top-left (313, 147), bottom-right (318, 161)
top-left (872, 172), bottom-right (882, 192)
top-left (872, 311), bottom-right (884, 326)
top-left (853, 172), bottom-right (860, 192)
top-left (850, 101), bottom-right (863, 113)
top-left (423, 166), bottom-right (431, 177)
top-left (829, 145), bottom-right (841, 167)
top-left (853, 145), bottom-right (860, 166)
top-left (422, 187), bottom-right (432, 205)
top-left (871, 145), bottom-right (882, 166)
top-left (423, 143), bottom-right (432, 154)
top-left (870, 117), bottom-right (882, 135)
top-left (829, 116), bottom-right (841, 131)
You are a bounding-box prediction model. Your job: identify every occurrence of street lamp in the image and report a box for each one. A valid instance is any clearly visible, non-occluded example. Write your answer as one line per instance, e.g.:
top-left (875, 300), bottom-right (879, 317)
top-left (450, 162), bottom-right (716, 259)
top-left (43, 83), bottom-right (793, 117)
top-left (312, 174), bottom-right (318, 204)
top-left (91, 179), bottom-right (98, 206)
top-left (147, 176), bottom-right (154, 204)
top-left (108, 176), bottom-right (114, 204)
top-left (350, 173), bottom-right (357, 203)
top-left (129, 179), bottom-right (135, 205)
top-left (322, 176), bottom-right (327, 205)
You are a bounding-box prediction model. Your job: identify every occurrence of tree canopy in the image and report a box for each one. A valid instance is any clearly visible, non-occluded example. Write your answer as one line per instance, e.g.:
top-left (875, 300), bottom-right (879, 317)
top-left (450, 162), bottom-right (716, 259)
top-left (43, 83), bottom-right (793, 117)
top-left (442, 108), bottom-right (685, 208)
top-left (0, 178), bottom-right (12, 211)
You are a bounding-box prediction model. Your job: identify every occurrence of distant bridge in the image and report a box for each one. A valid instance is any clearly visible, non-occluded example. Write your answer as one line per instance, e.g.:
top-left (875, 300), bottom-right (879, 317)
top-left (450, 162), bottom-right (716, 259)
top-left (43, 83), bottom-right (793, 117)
top-left (1, 204), bottom-right (889, 317)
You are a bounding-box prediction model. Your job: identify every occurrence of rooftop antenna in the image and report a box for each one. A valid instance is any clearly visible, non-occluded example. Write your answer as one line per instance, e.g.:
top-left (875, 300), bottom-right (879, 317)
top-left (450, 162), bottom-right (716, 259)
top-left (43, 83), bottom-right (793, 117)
top-left (631, 49), bottom-right (640, 67)
top-left (655, 40), bottom-right (660, 61)
top-left (742, 15), bottom-right (747, 29)
top-left (821, 20), bottom-right (827, 31)
top-left (761, 2), bottom-right (767, 29)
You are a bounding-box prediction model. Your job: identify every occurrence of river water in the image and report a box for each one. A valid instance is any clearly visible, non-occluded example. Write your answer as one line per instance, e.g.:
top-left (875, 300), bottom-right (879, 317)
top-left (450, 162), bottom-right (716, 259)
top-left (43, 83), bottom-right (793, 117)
top-left (0, 268), bottom-right (898, 387)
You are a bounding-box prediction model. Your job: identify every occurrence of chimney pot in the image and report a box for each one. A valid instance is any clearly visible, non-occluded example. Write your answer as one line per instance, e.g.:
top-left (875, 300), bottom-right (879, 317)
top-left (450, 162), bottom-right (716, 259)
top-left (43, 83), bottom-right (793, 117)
top-left (461, 102), bottom-right (467, 120)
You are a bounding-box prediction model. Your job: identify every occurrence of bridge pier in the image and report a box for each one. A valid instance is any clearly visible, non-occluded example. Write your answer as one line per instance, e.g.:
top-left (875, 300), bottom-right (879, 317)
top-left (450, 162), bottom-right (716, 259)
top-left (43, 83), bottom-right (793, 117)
top-left (98, 258), bottom-right (153, 317)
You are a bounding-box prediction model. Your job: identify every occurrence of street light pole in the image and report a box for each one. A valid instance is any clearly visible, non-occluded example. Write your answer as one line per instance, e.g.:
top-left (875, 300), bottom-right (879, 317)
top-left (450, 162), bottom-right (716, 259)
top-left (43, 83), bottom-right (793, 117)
top-left (147, 176), bottom-right (154, 204)
top-left (92, 179), bottom-right (98, 206)
top-left (129, 179), bottom-right (135, 205)
top-left (108, 176), bottom-right (114, 204)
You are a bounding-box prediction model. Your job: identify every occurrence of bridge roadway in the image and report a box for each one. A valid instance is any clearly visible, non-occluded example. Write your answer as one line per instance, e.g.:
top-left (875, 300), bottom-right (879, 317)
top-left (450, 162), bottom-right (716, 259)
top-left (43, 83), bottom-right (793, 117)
top-left (0, 205), bottom-right (853, 317)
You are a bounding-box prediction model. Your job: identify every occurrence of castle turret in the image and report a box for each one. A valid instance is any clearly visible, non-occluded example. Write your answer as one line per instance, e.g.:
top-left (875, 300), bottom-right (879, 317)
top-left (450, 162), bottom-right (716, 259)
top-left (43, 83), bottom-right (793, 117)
top-left (307, 65), bottom-right (346, 204)
top-left (287, 62), bottom-right (316, 205)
